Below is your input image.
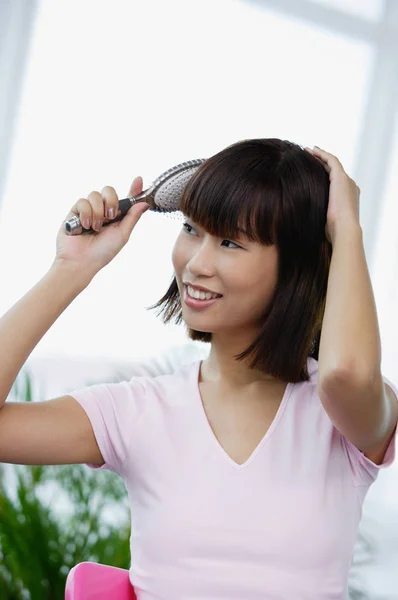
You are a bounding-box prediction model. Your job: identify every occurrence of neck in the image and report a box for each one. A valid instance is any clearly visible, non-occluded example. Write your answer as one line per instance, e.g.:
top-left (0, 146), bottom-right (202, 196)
top-left (201, 331), bottom-right (279, 388)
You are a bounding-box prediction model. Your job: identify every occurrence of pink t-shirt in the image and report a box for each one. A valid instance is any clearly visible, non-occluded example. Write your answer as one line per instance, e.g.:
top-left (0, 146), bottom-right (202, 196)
top-left (70, 357), bottom-right (397, 600)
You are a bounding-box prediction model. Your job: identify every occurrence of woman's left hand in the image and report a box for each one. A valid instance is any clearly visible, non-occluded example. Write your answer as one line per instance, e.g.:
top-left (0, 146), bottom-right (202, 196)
top-left (304, 145), bottom-right (361, 244)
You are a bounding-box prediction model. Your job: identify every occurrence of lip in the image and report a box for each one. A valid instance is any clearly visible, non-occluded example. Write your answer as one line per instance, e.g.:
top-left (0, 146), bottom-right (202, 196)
top-left (183, 282), bottom-right (222, 296)
top-left (183, 286), bottom-right (222, 310)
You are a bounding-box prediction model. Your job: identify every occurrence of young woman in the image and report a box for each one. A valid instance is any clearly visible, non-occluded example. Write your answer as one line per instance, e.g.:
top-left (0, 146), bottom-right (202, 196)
top-left (0, 138), bottom-right (396, 599)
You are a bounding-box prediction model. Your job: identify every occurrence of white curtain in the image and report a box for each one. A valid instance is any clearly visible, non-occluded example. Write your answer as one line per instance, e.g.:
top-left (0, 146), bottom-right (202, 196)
top-left (0, 0), bottom-right (39, 209)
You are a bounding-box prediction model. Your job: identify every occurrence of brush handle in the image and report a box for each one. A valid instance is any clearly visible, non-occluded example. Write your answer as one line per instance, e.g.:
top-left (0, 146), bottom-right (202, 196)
top-left (64, 197), bottom-right (141, 236)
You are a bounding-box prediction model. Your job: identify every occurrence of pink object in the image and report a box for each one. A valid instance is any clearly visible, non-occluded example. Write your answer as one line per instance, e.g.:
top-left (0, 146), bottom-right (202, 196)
top-left (65, 562), bottom-right (137, 600)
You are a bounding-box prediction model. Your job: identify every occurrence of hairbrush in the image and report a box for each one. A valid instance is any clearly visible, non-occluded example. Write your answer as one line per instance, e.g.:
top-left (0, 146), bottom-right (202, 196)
top-left (64, 158), bottom-right (206, 235)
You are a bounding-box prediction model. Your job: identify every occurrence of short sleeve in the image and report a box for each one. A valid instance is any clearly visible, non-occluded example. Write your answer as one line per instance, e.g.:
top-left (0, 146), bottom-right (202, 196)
top-left (68, 377), bottom-right (147, 476)
top-left (341, 375), bottom-right (398, 486)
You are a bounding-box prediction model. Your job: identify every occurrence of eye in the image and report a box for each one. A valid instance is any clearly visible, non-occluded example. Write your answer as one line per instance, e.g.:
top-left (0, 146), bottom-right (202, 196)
top-left (221, 240), bottom-right (240, 249)
top-left (182, 222), bottom-right (196, 235)
top-left (182, 222), bottom-right (241, 249)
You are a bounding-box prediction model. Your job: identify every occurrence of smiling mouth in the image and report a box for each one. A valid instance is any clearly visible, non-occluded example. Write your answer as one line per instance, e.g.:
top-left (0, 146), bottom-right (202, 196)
top-left (184, 284), bottom-right (222, 300)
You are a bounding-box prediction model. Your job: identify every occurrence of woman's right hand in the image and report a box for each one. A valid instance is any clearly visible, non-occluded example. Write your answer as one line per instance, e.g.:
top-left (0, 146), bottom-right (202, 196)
top-left (53, 176), bottom-right (149, 276)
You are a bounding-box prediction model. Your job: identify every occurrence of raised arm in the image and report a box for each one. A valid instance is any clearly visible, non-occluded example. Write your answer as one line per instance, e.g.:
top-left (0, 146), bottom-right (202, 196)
top-left (0, 176), bottom-right (149, 466)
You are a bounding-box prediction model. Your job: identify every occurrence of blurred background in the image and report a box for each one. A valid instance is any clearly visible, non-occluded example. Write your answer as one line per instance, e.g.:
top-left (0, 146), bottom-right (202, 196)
top-left (0, 0), bottom-right (397, 598)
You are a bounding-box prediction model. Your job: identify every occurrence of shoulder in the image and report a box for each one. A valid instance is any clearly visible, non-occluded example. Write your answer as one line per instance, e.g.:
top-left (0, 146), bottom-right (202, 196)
top-left (71, 359), bottom-right (201, 411)
top-left (289, 357), bottom-right (323, 410)
top-left (141, 359), bottom-right (201, 404)
top-left (302, 358), bottom-right (397, 483)
top-left (286, 358), bottom-right (352, 456)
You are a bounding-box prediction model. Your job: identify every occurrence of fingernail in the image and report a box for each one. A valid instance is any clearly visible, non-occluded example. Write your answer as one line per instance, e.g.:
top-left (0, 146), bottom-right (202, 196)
top-left (107, 208), bottom-right (115, 219)
top-left (94, 220), bottom-right (102, 230)
top-left (83, 218), bottom-right (91, 229)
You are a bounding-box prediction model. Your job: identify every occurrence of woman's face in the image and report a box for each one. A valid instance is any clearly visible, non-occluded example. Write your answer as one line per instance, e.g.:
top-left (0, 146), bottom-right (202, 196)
top-left (172, 217), bottom-right (279, 336)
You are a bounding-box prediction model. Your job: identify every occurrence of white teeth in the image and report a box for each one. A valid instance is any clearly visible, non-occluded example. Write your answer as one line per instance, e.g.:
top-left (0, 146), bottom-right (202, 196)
top-left (187, 285), bottom-right (221, 301)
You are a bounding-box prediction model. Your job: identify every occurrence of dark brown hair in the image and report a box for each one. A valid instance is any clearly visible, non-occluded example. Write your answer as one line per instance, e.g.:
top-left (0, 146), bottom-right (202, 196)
top-left (147, 138), bottom-right (332, 383)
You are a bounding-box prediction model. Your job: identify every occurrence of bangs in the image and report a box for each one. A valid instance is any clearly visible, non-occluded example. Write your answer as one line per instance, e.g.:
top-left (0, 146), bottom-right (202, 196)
top-left (150, 138), bottom-right (332, 383)
top-left (179, 155), bottom-right (279, 246)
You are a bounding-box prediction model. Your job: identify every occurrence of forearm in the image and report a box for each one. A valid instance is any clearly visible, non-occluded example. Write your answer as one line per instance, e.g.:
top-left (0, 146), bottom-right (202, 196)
top-left (0, 261), bottom-right (93, 406)
top-left (317, 222), bottom-right (382, 386)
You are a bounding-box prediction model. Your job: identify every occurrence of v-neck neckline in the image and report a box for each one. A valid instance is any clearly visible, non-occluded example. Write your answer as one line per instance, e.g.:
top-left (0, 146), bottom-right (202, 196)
top-left (192, 360), bottom-right (293, 470)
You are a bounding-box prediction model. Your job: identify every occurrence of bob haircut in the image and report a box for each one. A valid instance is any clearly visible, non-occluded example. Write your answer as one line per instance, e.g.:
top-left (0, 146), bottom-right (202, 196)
top-left (148, 138), bottom-right (332, 383)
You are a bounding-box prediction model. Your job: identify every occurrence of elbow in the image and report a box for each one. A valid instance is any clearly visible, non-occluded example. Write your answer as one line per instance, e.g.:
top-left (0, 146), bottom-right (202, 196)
top-left (318, 364), bottom-right (380, 393)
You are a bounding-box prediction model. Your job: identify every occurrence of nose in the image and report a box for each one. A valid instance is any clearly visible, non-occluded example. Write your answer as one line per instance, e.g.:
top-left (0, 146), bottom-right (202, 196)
top-left (186, 240), bottom-right (217, 278)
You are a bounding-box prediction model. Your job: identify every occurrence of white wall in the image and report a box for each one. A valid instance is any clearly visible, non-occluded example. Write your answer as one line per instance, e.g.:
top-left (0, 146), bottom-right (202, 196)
top-left (0, 0), bottom-right (378, 362)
